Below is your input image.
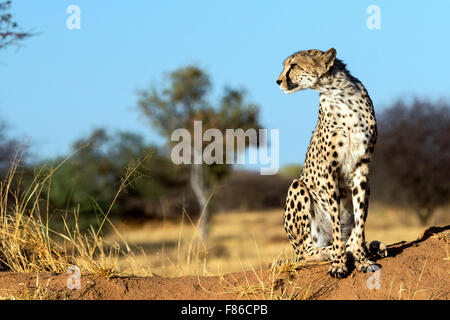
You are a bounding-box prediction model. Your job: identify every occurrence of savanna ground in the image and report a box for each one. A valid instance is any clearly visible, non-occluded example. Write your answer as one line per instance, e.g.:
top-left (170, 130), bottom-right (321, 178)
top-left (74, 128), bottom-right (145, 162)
top-left (0, 169), bottom-right (448, 301)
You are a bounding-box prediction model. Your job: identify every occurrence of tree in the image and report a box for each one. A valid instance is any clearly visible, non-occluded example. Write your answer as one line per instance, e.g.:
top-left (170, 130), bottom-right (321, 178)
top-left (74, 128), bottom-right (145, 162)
top-left (0, 1), bottom-right (32, 50)
top-left (371, 99), bottom-right (450, 224)
top-left (137, 66), bottom-right (262, 240)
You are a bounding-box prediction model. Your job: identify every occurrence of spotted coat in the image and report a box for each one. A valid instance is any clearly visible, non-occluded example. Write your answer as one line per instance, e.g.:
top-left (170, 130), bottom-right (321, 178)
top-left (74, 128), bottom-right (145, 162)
top-left (276, 48), bottom-right (378, 278)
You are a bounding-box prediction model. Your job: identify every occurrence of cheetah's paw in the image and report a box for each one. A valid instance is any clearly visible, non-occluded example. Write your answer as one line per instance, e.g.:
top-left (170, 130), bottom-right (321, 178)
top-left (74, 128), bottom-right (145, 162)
top-left (327, 263), bottom-right (348, 279)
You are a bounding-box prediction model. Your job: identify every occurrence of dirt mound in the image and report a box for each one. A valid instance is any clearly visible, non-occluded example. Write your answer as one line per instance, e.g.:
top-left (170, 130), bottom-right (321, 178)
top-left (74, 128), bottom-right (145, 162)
top-left (0, 226), bottom-right (448, 300)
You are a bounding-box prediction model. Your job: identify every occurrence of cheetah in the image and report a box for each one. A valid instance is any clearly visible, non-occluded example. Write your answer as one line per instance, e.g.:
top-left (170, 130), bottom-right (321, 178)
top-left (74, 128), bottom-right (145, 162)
top-left (276, 48), bottom-right (380, 278)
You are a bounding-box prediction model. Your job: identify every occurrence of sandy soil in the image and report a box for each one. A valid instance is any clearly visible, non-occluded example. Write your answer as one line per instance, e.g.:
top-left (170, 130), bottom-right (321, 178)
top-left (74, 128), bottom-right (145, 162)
top-left (0, 226), bottom-right (448, 300)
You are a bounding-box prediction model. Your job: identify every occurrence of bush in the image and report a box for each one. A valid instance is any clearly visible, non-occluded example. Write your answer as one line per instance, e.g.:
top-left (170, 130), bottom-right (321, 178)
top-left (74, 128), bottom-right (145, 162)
top-left (370, 98), bottom-right (450, 224)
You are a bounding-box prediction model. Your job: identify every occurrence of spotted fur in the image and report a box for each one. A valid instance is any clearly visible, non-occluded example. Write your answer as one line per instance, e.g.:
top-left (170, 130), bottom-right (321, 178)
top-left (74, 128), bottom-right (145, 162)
top-left (277, 48), bottom-right (378, 278)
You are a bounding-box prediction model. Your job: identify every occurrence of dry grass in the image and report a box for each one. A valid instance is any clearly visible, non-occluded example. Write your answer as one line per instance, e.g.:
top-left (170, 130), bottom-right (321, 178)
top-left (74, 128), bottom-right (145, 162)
top-left (0, 157), bottom-right (151, 280)
top-left (217, 258), bottom-right (334, 300)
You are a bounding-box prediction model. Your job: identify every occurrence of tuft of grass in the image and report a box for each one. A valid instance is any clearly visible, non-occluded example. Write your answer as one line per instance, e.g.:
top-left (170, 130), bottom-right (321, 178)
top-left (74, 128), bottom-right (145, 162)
top-left (218, 262), bottom-right (329, 300)
top-left (0, 159), bottom-right (69, 273)
top-left (215, 240), bottom-right (333, 300)
top-left (0, 155), bottom-right (151, 278)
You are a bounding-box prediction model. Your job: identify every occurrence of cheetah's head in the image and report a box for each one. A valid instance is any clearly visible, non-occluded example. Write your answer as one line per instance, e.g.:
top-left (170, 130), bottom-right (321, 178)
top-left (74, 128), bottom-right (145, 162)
top-left (276, 48), bottom-right (336, 94)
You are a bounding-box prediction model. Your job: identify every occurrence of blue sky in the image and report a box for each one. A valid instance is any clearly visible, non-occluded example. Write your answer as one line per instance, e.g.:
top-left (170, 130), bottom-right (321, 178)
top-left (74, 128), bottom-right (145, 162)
top-left (1, 0), bottom-right (449, 168)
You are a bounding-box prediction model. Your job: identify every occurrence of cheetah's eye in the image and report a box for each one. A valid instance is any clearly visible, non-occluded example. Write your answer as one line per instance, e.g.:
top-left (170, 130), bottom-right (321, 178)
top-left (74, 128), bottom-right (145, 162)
top-left (290, 63), bottom-right (297, 68)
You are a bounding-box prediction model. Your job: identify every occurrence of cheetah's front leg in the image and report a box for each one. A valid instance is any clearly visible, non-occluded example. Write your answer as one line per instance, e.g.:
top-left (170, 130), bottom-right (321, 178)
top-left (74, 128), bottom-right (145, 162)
top-left (347, 163), bottom-right (378, 273)
top-left (327, 174), bottom-right (348, 278)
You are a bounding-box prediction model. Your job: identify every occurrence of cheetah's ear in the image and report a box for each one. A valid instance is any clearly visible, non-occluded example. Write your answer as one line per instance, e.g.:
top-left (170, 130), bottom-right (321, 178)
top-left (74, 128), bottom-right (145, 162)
top-left (317, 48), bottom-right (336, 76)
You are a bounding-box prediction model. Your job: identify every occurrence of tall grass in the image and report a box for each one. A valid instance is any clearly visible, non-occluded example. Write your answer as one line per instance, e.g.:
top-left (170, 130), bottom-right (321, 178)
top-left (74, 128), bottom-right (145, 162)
top-left (0, 156), bottom-right (150, 277)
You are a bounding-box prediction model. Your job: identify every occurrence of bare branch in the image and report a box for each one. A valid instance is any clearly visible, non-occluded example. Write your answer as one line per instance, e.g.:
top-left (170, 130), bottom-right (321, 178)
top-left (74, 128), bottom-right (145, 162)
top-left (0, 1), bottom-right (33, 50)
